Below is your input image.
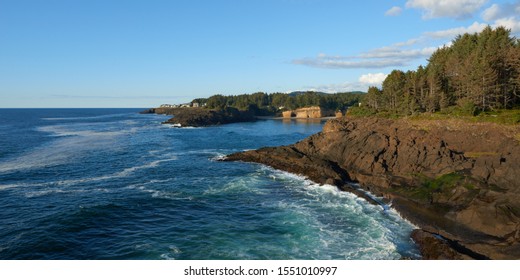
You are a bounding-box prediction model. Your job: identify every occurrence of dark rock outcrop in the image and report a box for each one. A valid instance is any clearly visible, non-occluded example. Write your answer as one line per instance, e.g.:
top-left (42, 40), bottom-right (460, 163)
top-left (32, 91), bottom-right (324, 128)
top-left (162, 107), bottom-right (256, 127)
top-left (139, 108), bottom-right (156, 114)
top-left (410, 229), bottom-right (475, 260)
top-left (224, 116), bottom-right (520, 259)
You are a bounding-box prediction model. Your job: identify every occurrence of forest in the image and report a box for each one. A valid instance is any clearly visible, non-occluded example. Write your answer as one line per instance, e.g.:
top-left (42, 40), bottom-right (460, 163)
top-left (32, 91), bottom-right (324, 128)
top-left (362, 26), bottom-right (520, 116)
top-left (192, 91), bottom-right (363, 114)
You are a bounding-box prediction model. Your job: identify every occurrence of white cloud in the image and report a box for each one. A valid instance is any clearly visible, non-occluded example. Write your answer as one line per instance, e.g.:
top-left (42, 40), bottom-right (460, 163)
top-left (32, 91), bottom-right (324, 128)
top-left (385, 6), bottom-right (403, 16)
top-left (482, 3), bottom-right (501, 21)
top-left (393, 38), bottom-right (421, 47)
top-left (482, 1), bottom-right (520, 21)
top-left (424, 21), bottom-right (488, 39)
top-left (292, 44), bottom-right (437, 70)
top-left (494, 17), bottom-right (520, 33)
top-left (292, 55), bottom-right (409, 69)
top-left (294, 1), bottom-right (518, 74)
top-left (480, 1), bottom-right (520, 35)
top-left (301, 73), bottom-right (388, 93)
top-left (406, 0), bottom-right (488, 19)
top-left (359, 46), bottom-right (437, 59)
top-left (359, 73), bottom-right (388, 85)
top-left (302, 82), bottom-right (359, 93)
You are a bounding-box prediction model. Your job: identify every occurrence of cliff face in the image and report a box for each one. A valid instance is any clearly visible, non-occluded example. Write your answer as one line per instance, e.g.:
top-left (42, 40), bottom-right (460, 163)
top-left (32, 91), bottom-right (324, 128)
top-left (282, 106), bottom-right (335, 118)
top-left (224, 117), bottom-right (520, 259)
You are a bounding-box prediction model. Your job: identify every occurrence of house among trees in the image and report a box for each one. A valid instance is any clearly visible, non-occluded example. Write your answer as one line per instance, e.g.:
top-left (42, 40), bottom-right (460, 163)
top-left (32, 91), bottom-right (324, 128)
top-left (160, 104), bottom-right (177, 108)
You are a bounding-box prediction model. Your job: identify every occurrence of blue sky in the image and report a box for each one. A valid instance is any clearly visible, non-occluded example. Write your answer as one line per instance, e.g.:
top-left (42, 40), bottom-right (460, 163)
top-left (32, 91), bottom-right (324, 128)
top-left (1, 0), bottom-right (519, 108)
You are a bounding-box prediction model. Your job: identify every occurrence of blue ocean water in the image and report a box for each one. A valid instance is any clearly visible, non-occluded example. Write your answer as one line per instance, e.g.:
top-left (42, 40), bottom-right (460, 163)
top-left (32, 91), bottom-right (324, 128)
top-left (0, 109), bottom-right (419, 260)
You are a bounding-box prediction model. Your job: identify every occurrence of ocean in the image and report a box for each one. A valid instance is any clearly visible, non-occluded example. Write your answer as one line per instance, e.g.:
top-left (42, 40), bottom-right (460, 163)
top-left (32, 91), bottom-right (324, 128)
top-left (0, 109), bottom-right (419, 259)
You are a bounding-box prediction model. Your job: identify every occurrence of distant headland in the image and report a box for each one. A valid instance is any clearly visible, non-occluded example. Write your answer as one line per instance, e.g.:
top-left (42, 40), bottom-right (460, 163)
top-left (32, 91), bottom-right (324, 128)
top-left (141, 91), bottom-right (364, 127)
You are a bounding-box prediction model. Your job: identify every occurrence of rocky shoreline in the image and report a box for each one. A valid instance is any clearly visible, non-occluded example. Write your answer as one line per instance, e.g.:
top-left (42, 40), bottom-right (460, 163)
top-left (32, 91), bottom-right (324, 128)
top-left (142, 107), bottom-right (256, 127)
top-left (142, 106), bottom-right (343, 127)
top-left (222, 116), bottom-right (520, 259)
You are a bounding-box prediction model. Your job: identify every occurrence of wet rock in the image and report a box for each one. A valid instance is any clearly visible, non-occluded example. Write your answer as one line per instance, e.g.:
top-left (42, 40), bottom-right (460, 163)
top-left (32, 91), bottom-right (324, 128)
top-left (411, 230), bottom-right (474, 260)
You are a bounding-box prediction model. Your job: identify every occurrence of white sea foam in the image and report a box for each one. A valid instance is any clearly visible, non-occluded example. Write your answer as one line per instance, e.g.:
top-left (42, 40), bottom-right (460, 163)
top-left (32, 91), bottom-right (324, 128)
top-left (0, 138), bottom-right (76, 173)
top-left (159, 253), bottom-right (176, 260)
top-left (24, 188), bottom-right (77, 198)
top-left (203, 176), bottom-right (267, 196)
top-left (41, 113), bottom-right (130, 121)
top-left (0, 157), bottom-right (177, 192)
top-left (0, 184), bottom-right (21, 191)
top-left (53, 158), bottom-right (177, 186)
top-left (209, 154), bottom-right (227, 161)
top-left (166, 124), bottom-right (202, 129)
top-left (0, 122), bottom-right (141, 174)
top-left (172, 149), bottom-right (230, 161)
top-left (37, 124), bottom-right (138, 138)
top-left (256, 165), bottom-right (419, 259)
top-left (125, 179), bottom-right (196, 201)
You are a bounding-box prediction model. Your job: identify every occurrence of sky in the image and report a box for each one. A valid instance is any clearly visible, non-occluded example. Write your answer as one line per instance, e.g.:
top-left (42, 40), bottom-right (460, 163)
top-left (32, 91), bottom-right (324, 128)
top-left (1, 0), bottom-right (520, 108)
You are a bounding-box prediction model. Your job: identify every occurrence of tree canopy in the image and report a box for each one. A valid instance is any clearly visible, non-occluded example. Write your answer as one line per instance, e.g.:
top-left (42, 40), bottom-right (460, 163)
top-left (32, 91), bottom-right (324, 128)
top-left (363, 26), bottom-right (520, 116)
top-left (196, 91), bottom-right (363, 114)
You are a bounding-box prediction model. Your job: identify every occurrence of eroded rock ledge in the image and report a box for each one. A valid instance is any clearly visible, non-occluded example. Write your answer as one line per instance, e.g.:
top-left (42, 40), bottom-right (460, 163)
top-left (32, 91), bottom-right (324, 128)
top-left (158, 107), bottom-right (256, 127)
top-left (223, 116), bottom-right (520, 259)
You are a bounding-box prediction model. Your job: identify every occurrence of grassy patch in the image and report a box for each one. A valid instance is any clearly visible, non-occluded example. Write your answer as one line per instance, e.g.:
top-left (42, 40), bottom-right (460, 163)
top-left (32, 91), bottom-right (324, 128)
top-left (346, 106), bottom-right (377, 117)
top-left (473, 109), bottom-right (520, 125)
top-left (398, 109), bottom-right (520, 126)
top-left (406, 173), bottom-right (476, 202)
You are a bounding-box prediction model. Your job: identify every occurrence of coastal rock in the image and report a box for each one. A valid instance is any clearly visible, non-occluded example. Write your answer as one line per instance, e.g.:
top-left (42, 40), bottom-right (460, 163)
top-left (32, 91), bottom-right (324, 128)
top-left (282, 106), bottom-right (335, 119)
top-left (162, 107), bottom-right (256, 127)
top-left (224, 116), bottom-right (520, 259)
top-left (410, 229), bottom-right (473, 260)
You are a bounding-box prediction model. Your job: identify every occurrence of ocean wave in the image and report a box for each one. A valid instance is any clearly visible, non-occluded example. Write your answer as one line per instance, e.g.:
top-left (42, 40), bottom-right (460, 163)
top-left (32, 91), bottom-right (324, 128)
top-left (37, 124), bottom-right (138, 138)
top-left (256, 166), bottom-right (419, 259)
top-left (24, 188), bottom-right (81, 198)
top-left (209, 154), bottom-right (227, 161)
top-left (171, 149), bottom-right (231, 160)
top-left (203, 176), bottom-right (267, 196)
top-left (0, 122), bottom-right (142, 174)
top-left (167, 125), bottom-right (202, 129)
top-left (41, 113), bottom-right (131, 121)
top-left (0, 158), bottom-right (178, 192)
top-left (125, 180), bottom-right (194, 201)
top-left (159, 246), bottom-right (183, 260)
top-left (0, 139), bottom-right (76, 173)
top-left (0, 184), bottom-right (20, 191)
top-left (53, 158), bottom-right (178, 186)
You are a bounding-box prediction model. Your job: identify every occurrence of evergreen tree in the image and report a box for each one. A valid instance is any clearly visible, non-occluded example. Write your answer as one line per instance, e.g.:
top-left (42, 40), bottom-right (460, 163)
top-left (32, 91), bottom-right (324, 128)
top-left (363, 26), bottom-right (519, 114)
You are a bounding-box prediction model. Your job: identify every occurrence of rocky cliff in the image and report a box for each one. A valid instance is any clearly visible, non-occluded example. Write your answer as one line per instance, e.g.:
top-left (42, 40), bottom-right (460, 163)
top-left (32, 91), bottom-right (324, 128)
top-left (282, 106), bottom-right (336, 118)
top-left (160, 107), bottom-right (256, 127)
top-left (224, 116), bottom-right (520, 259)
